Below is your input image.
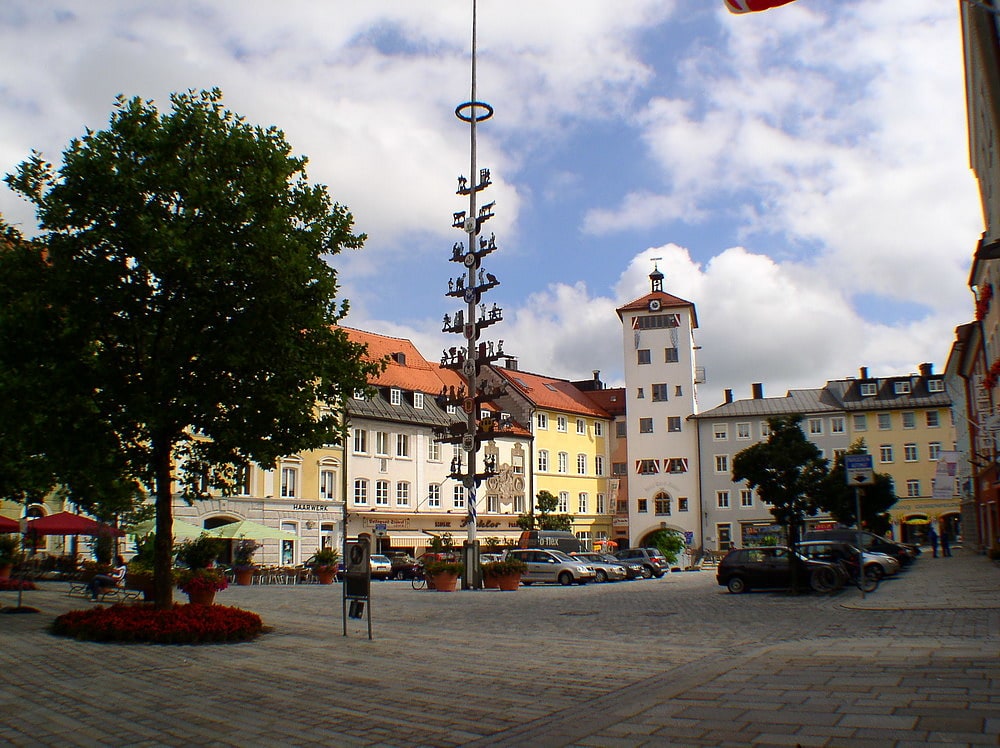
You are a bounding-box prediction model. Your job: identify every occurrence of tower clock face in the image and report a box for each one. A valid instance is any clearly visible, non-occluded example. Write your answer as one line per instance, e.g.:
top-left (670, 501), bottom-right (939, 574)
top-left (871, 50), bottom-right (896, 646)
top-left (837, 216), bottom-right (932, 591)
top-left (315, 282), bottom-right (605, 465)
top-left (648, 299), bottom-right (661, 312)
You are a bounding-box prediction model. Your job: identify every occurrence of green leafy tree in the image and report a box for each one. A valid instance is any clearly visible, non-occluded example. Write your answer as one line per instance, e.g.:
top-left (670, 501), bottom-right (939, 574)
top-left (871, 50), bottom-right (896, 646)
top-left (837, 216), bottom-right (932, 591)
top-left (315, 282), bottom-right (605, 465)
top-left (732, 415), bottom-right (829, 549)
top-left (516, 490), bottom-right (573, 531)
top-left (815, 439), bottom-right (896, 535)
top-left (1, 89), bottom-right (383, 607)
top-left (647, 529), bottom-right (686, 565)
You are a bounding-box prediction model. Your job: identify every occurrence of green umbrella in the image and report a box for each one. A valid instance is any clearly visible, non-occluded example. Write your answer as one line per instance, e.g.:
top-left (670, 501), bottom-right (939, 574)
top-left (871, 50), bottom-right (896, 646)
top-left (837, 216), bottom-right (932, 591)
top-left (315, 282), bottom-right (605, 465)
top-left (204, 519), bottom-right (298, 540)
top-left (126, 518), bottom-right (205, 539)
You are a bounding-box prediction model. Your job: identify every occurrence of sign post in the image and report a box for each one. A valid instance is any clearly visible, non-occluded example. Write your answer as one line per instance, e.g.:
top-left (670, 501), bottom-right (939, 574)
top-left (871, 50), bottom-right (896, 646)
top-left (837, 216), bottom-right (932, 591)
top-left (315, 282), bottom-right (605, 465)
top-left (843, 454), bottom-right (874, 599)
top-left (342, 538), bottom-right (373, 640)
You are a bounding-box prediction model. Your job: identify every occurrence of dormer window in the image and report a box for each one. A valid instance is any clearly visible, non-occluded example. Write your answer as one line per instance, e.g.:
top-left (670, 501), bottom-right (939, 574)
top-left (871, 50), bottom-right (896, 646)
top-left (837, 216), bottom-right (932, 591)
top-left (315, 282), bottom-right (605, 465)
top-left (480, 409), bottom-right (491, 420)
top-left (927, 379), bottom-right (944, 393)
top-left (860, 383), bottom-right (877, 397)
top-left (353, 388), bottom-right (366, 400)
top-left (894, 381), bottom-right (911, 395)
top-left (390, 388), bottom-right (402, 406)
top-left (413, 392), bottom-right (424, 409)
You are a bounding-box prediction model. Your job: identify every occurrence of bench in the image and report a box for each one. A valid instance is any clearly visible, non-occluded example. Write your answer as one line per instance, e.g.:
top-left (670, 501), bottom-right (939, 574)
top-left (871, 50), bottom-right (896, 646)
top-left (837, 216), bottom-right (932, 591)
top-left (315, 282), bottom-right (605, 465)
top-left (67, 579), bottom-right (142, 603)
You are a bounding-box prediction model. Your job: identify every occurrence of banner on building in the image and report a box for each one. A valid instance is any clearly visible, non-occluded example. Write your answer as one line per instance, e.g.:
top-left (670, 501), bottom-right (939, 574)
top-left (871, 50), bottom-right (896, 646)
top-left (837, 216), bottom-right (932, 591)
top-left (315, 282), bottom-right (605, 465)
top-left (931, 451), bottom-right (960, 500)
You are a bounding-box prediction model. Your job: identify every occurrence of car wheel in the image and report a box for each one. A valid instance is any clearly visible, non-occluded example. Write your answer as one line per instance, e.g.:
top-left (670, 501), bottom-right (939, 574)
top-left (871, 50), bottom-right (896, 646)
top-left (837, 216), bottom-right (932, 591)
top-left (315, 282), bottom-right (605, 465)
top-left (640, 566), bottom-right (653, 579)
top-left (727, 576), bottom-right (748, 594)
top-left (558, 571), bottom-right (574, 586)
top-left (653, 570), bottom-right (666, 578)
top-left (595, 569), bottom-right (608, 583)
top-left (867, 564), bottom-right (885, 580)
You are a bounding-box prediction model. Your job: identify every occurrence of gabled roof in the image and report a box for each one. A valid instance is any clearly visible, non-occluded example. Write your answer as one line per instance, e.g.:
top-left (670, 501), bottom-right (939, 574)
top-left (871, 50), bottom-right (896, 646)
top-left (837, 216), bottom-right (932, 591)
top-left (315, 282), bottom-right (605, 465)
top-left (692, 388), bottom-right (839, 419)
top-left (616, 291), bottom-right (698, 328)
top-left (492, 367), bottom-right (611, 418)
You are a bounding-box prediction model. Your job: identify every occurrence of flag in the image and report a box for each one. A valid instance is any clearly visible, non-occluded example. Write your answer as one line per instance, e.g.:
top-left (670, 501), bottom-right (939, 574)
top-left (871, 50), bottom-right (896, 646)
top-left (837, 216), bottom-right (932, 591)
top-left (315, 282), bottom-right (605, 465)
top-left (724, 0), bottom-right (800, 13)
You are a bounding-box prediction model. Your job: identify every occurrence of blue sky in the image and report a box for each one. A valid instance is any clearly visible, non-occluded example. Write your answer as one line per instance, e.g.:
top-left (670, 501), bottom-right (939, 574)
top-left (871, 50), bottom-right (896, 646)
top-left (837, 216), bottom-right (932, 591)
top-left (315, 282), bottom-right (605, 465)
top-left (0, 0), bottom-right (982, 409)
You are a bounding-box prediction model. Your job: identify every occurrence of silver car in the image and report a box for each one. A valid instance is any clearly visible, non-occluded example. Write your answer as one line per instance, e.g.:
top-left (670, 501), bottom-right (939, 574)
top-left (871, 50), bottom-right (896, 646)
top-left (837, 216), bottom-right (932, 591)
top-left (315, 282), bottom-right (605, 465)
top-left (796, 540), bottom-right (900, 579)
top-left (570, 552), bottom-right (628, 582)
top-left (503, 549), bottom-right (595, 586)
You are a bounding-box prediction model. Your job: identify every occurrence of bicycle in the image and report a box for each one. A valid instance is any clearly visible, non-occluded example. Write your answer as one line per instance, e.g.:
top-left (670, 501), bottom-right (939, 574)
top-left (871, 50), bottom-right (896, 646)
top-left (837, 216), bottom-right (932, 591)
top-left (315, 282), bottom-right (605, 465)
top-left (410, 567), bottom-right (427, 590)
top-left (809, 556), bottom-right (878, 594)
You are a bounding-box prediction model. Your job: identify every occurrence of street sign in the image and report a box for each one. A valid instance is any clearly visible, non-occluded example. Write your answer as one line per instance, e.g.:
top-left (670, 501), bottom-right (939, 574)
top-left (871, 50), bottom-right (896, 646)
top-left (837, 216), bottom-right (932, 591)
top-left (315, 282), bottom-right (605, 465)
top-left (844, 454), bottom-right (874, 486)
top-left (374, 523), bottom-right (387, 538)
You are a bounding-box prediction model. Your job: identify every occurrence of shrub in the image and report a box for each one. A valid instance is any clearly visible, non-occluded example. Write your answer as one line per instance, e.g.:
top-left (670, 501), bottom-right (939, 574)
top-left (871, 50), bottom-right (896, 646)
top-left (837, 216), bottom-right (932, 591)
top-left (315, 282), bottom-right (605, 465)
top-left (52, 603), bottom-right (263, 644)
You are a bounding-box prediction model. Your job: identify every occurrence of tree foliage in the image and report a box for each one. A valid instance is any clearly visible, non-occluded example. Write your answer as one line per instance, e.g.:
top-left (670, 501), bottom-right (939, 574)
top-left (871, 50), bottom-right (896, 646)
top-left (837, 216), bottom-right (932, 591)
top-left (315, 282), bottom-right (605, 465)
top-left (815, 439), bottom-right (895, 535)
top-left (1, 89), bottom-right (383, 606)
top-left (648, 529), bottom-right (686, 565)
top-left (732, 415), bottom-right (828, 546)
top-left (516, 490), bottom-right (573, 531)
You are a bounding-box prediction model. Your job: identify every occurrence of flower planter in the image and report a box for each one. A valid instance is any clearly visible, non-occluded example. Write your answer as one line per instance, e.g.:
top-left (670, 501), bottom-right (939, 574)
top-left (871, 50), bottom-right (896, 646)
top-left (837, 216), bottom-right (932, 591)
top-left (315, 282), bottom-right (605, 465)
top-left (0, 563), bottom-right (13, 580)
top-left (429, 571), bottom-right (459, 592)
top-left (496, 573), bottom-right (521, 591)
top-left (234, 568), bottom-right (254, 586)
top-left (315, 568), bottom-right (337, 585)
top-left (482, 574), bottom-right (500, 590)
top-left (186, 588), bottom-right (217, 606)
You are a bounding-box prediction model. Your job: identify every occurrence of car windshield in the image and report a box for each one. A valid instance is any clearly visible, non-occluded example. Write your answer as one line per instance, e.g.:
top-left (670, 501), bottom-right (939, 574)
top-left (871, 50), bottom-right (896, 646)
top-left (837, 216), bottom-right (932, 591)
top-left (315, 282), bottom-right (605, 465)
top-left (370, 555), bottom-right (390, 563)
top-left (597, 554), bottom-right (620, 563)
top-left (550, 551), bottom-right (576, 562)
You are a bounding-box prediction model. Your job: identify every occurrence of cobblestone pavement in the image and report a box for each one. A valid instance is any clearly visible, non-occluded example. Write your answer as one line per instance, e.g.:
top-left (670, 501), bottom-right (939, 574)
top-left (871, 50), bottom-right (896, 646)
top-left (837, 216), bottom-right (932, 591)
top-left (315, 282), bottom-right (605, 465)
top-left (1, 547), bottom-right (997, 747)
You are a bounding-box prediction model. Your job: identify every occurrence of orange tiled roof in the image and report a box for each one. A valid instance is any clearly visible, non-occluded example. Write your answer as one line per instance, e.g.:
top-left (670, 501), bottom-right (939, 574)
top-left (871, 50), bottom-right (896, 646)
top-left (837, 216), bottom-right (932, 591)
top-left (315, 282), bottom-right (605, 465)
top-left (341, 327), bottom-right (447, 394)
top-left (493, 367), bottom-right (611, 418)
top-left (616, 291), bottom-right (698, 328)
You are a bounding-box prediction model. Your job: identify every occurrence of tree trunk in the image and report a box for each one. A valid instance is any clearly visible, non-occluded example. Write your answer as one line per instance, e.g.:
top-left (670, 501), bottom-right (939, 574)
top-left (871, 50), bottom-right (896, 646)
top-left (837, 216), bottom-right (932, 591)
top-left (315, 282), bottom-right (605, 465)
top-left (152, 437), bottom-right (175, 609)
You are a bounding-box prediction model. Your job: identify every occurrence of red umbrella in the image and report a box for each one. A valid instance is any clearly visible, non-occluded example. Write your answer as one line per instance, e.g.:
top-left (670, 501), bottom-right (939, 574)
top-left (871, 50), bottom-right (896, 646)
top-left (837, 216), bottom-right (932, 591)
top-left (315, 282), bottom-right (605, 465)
top-left (724, 0), bottom-right (800, 12)
top-left (0, 516), bottom-right (20, 533)
top-left (27, 511), bottom-right (123, 537)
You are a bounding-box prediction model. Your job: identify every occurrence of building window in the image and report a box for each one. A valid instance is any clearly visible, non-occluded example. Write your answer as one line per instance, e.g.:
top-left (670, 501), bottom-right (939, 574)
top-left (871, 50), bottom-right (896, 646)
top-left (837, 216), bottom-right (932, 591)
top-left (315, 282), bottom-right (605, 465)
top-left (414, 392), bottom-right (424, 409)
top-left (353, 388), bottom-right (366, 400)
top-left (558, 452), bottom-right (568, 473)
top-left (831, 417), bottom-right (845, 434)
top-left (894, 381), bottom-right (911, 395)
top-left (375, 480), bottom-right (390, 506)
top-left (713, 424), bottom-right (728, 441)
top-left (319, 469), bottom-right (336, 500)
top-left (639, 418), bottom-right (654, 433)
top-left (928, 442), bottom-right (941, 460)
top-left (427, 484), bottom-right (441, 508)
top-left (354, 479), bottom-right (369, 505)
top-left (578, 493), bottom-right (588, 513)
top-left (879, 444), bottom-right (894, 463)
top-left (597, 493), bottom-right (606, 513)
top-left (678, 497), bottom-right (689, 512)
top-left (538, 450), bottom-right (549, 472)
top-left (740, 488), bottom-right (753, 508)
top-left (616, 421), bottom-right (627, 438)
top-left (280, 466), bottom-right (298, 498)
top-left (675, 385), bottom-right (683, 397)
top-left (512, 454), bottom-right (524, 475)
top-left (853, 414), bottom-right (867, 431)
top-left (536, 413), bottom-right (548, 430)
top-left (637, 499), bottom-right (648, 513)
top-left (877, 414), bottom-right (891, 430)
top-left (654, 493), bottom-right (671, 515)
top-left (809, 418), bottom-right (823, 435)
top-left (906, 479), bottom-right (921, 497)
top-left (353, 428), bottom-right (368, 454)
top-left (427, 440), bottom-right (441, 461)
top-left (396, 482), bottom-right (410, 506)
top-left (652, 383), bottom-right (669, 402)
top-left (715, 455), bottom-right (729, 473)
top-left (926, 411), bottom-right (940, 427)
top-left (717, 491), bottom-right (730, 509)
top-left (667, 417), bottom-right (682, 433)
top-left (760, 421), bottom-right (771, 437)
top-left (665, 458), bottom-right (688, 473)
top-left (612, 462), bottom-right (628, 476)
top-left (577, 454), bottom-right (587, 475)
top-left (446, 404), bottom-right (457, 415)
top-left (235, 465), bottom-right (252, 496)
top-left (486, 494), bottom-right (499, 513)
top-left (902, 412), bottom-right (916, 429)
top-left (637, 349), bottom-right (651, 365)
top-left (594, 422), bottom-right (604, 437)
top-left (576, 418), bottom-right (587, 434)
top-left (736, 422), bottom-right (751, 440)
top-left (390, 388), bottom-right (402, 406)
top-left (637, 459), bottom-right (658, 475)
top-left (904, 443), bottom-right (918, 462)
top-left (717, 524), bottom-right (733, 550)
top-left (927, 379), bottom-right (945, 392)
top-left (595, 456), bottom-right (605, 476)
top-left (665, 347), bottom-right (679, 363)
top-left (453, 485), bottom-right (466, 508)
top-left (860, 382), bottom-right (877, 396)
top-left (557, 416), bottom-right (568, 432)
top-left (375, 431), bottom-right (389, 456)
top-left (558, 492), bottom-right (569, 512)
top-left (396, 433), bottom-right (410, 458)
top-left (637, 387), bottom-right (645, 399)
top-left (513, 495), bottom-right (525, 513)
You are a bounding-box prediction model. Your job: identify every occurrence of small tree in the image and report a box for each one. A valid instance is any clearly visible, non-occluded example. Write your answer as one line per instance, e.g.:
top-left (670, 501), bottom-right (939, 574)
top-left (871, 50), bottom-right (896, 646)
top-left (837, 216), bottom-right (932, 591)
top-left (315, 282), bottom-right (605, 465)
top-left (648, 529), bottom-right (686, 566)
top-left (516, 490), bottom-right (573, 531)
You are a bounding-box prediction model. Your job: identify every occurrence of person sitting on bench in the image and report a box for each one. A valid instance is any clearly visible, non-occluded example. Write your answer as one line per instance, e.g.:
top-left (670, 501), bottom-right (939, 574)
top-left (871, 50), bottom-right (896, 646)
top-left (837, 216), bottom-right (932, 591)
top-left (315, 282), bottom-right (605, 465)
top-left (87, 555), bottom-right (127, 600)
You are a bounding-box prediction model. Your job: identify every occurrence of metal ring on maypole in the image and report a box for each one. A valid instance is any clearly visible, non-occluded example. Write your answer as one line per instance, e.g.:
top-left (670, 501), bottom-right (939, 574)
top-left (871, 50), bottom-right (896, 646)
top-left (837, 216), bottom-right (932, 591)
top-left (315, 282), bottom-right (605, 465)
top-left (455, 100), bottom-right (494, 123)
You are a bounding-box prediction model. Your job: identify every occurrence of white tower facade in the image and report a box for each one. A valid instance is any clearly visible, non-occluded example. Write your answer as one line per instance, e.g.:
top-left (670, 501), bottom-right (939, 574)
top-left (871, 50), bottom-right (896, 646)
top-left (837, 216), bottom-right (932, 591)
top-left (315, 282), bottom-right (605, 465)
top-left (617, 265), bottom-right (702, 547)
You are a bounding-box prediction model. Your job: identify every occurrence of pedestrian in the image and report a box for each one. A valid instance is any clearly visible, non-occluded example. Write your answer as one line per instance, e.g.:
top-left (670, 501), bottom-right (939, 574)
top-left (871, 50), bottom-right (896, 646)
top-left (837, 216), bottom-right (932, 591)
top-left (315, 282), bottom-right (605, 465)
top-left (927, 526), bottom-right (939, 558)
top-left (87, 555), bottom-right (127, 600)
top-left (941, 529), bottom-right (951, 557)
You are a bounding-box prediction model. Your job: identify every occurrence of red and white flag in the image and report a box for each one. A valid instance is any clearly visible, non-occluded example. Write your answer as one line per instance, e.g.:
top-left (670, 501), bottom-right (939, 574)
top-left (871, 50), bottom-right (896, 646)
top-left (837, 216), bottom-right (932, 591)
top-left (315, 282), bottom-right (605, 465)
top-left (724, 0), bottom-right (800, 12)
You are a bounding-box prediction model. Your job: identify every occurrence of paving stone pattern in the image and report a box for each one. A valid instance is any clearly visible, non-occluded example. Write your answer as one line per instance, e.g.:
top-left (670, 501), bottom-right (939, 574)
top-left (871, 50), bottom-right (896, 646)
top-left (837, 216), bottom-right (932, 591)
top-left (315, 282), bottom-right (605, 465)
top-left (0, 548), bottom-right (997, 747)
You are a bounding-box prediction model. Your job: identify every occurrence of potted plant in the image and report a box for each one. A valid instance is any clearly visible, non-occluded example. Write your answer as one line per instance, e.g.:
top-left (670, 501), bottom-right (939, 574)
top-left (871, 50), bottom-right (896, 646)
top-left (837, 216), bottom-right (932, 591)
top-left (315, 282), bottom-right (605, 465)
top-left (0, 534), bottom-right (21, 580)
top-left (423, 559), bottom-right (464, 592)
top-left (482, 557), bottom-right (527, 591)
top-left (308, 547), bottom-right (340, 584)
top-left (174, 534), bottom-right (227, 605)
top-left (232, 539), bottom-right (262, 585)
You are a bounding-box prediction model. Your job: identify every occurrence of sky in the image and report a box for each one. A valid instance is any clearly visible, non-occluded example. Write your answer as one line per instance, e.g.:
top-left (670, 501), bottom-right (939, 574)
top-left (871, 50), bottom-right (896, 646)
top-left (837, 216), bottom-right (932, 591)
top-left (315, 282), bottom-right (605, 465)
top-left (0, 0), bottom-right (983, 411)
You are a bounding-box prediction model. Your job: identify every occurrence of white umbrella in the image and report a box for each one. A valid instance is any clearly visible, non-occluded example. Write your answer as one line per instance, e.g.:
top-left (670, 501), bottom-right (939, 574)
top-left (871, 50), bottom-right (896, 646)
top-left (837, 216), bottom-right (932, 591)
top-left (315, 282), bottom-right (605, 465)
top-left (126, 518), bottom-right (205, 540)
top-left (204, 519), bottom-right (297, 540)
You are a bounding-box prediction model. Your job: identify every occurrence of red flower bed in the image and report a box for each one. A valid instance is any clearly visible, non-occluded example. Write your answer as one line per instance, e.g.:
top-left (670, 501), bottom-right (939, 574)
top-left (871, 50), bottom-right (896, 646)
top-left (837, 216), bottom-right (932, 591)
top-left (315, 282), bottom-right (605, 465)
top-left (52, 603), bottom-right (264, 644)
top-left (0, 578), bottom-right (37, 591)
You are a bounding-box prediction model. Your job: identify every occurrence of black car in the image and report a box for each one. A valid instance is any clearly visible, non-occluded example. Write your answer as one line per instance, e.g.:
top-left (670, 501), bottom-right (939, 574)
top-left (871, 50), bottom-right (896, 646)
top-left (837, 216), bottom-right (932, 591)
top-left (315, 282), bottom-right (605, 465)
top-left (385, 552), bottom-right (420, 580)
top-left (614, 547), bottom-right (668, 578)
top-left (716, 546), bottom-right (837, 594)
top-left (804, 529), bottom-right (917, 566)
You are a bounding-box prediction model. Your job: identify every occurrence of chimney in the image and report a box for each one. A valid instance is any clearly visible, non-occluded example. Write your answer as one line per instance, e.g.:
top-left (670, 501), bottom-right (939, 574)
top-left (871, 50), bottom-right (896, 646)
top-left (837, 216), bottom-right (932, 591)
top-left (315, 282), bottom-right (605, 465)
top-left (860, 366), bottom-right (869, 379)
top-left (504, 356), bottom-right (518, 371)
top-left (724, 388), bottom-right (734, 404)
top-left (752, 383), bottom-right (764, 400)
top-left (919, 362), bottom-right (933, 377)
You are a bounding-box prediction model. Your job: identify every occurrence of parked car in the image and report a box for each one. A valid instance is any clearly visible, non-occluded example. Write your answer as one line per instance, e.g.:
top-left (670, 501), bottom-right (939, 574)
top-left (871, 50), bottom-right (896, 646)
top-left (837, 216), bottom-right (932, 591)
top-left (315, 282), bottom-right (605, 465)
top-left (804, 529), bottom-right (917, 566)
top-left (369, 554), bottom-right (393, 580)
top-left (716, 546), bottom-right (838, 594)
top-left (386, 552), bottom-right (420, 580)
top-left (614, 547), bottom-right (668, 578)
top-left (479, 553), bottom-right (504, 565)
top-left (503, 549), bottom-right (595, 585)
top-left (796, 540), bottom-right (900, 579)
top-left (569, 552), bottom-right (628, 582)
